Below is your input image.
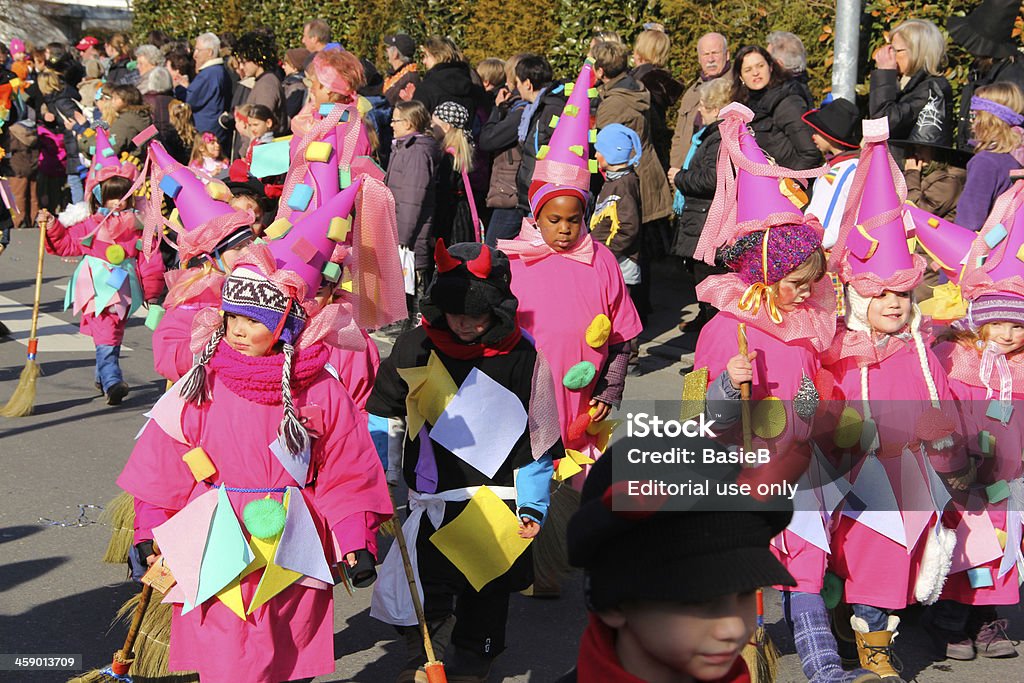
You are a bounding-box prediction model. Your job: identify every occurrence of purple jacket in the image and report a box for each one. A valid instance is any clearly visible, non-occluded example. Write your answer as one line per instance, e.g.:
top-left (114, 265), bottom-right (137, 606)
top-left (956, 150), bottom-right (1021, 231)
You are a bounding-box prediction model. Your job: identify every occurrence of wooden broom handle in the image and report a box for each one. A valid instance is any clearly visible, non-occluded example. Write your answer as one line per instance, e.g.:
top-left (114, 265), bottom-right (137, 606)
top-left (737, 324), bottom-right (752, 452)
top-left (29, 219), bottom-right (46, 341)
top-left (121, 539), bottom-right (160, 656)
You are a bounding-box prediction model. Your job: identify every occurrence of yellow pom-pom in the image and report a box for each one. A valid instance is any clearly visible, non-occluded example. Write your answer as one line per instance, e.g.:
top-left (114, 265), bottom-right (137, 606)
top-left (206, 181), bottom-right (231, 201)
top-left (182, 447), bottom-right (217, 481)
top-left (305, 141), bottom-right (333, 163)
top-left (105, 244), bottom-right (126, 265)
top-left (752, 396), bottom-right (786, 439)
top-left (327, 216), bottom-right (352, 242)
top-left (264, 218), bottom-right (292, 240)
top-left (834, 407), bottom-right (863, 449)
top-left (585, 314), bottom-right (611, 348)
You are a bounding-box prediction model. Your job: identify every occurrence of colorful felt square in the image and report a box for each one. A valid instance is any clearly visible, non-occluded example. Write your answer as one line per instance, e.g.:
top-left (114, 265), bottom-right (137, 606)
top-left (589, 129), bottom-right (597, 143)
top-left (549, 115), bottom-right (559, 128)
top-left (985, 224), bottom-right (1008, 249)
top-left (564, 104), bottom-right (579, 116)
top-left (135, 238), bottom-right (144, 251)
top-left (106, 267), bottom-right (128, 290)
top-left (183, 446), bottom-right (217, 482)
top-left (979, 430), bottom-right (995, 456)
top-left (568, 144), bottom-right (585, 157)
top-left (319, 103), bottom-right (335, 117)
top-left (251, 140), bottom-right (291, 177)
top-left (987, 480), bottom-right (1010, 504)
top-left (287, 184), bottom-right (314, 211)
top-left (80, 234), bottom-right (94, 248)
top-left (206, 182), bottom-right (231, 201)
top-left (160, 175), bottom-right (183, 199)
top-left (986, 400), bottom-right (1013, 423)
top-left (588, 159), bottom-right (599, 174)
top-left (321, 262), bottom-right (342, 283)
top-left (101, 147), bottom-right (115, 158)
top-left (327, 216), bottom-right (351, 242)
top-left (587, 87), bottom-right (599, 98)
top-left (536, 145), bottom-right (550, 160)
top-left (968, 567), bottom-right (994, 588)
top-left (339, 167), bottom-right (352, 188)
top-left (144, 303), bottom-right (166, 331)
top-left (305, 141), bottom-right (333, 163)
top-left (996, 528), bottom-right (1008, 550)
top-left (1016, 243), bottom-right (1024, 264)
top-left (264, 218), bottom-right (292, 240)
top-left (290, 237), bottom-right (318, 264)
top-left (563, 82), bottom-right (574, 96)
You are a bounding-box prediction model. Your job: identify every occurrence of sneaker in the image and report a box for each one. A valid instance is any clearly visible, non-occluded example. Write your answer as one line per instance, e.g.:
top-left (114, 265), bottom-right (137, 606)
top-left (106, 382), bottom-right (130, 406)
top-left (974, 619), bottom-right (1017, 658)
top-left (923, 612), bottom-right (975, 660)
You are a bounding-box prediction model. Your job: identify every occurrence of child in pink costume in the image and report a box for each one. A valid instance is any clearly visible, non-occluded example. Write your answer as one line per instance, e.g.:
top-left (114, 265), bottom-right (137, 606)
top-left (825, 119), bottom-right (968, 682)
top-left (927, 180), bottom-right (1024, 660)
top-left (117, 204), bottom-right (395, 682)
top-left (689, 103), bottom-right (868, 683)
top-left (497, 62), bottom-right (642, 460)
top-left (40, 127), bottom-right (165, 405)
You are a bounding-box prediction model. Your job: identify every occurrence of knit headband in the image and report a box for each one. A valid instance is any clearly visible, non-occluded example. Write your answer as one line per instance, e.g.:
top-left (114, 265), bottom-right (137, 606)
top-left (971, 96), bottom-right (1024, 126)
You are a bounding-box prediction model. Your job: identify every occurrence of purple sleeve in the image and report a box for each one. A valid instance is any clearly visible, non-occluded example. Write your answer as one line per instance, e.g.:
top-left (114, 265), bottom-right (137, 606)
top-left (956, 154), bottom-right (1001, 232)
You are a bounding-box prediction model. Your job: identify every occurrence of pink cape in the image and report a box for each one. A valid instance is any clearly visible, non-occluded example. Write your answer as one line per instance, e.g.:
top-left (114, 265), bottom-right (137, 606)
top-left (117, 365), bottom-right (391, 682)
top-left (506, 240), bottom-right (642, 454)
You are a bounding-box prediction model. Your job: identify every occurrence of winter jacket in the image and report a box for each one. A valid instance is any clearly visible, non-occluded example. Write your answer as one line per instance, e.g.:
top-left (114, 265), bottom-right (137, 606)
top-left (109, 107), bottom-right (153, 157)
top-left (282, 73), bottom-right (307, 121)
top-left (746, 80), bottom-right (822, 170)
top-left (591, 168), bottom-right (642, 260)
top-left (385, 133), bottom-right (441, 269)
top-left (246, 70), bottom-right (286, 136)
top-left (106, 56), bottom-right (139, 87)
top-left (144, 92), bottom-right (186, 164)
top-left (672, 121), bottom-right (722, 258)
top-left (413, 61), bottom-right (484, 115)
top-left (516, 83), bottom-right (568, 213)
top-left (383, 62), bottom-right (420, 107)
top-left (957, 57), bottom-right (1024, 150)
top-left (187, 59), bottom-right (232, 145)
top-left (670, 78), bottom-right (703, 168)
top-left (434, 152), bottom-right (476, 247)
top-left (905, 164), bottom-right (965, 219)
top-left (7, 121), bottom-right (38, 178)
top-left (630, 64), bottom-right (684, 170)
top-left (869, 68), bottom-right (953, 146)
top-left (36, 124), bottom-right (66, 177)
top-left (596, 73), bottom-right (673, 223)
top-left (42, 84), bottom-right (82, 173)
top-left (480, 98), bottom-right (526, 210)
top-left (956, 150), bottom-right (1019, 231)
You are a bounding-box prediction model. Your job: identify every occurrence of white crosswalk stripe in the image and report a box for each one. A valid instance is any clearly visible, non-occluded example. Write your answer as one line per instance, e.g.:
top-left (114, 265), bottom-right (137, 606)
top-left (0, 292), bottom-right (133, 353)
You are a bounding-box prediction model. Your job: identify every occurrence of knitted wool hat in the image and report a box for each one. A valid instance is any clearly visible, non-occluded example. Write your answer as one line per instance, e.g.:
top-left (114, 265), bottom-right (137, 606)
top-left (722, 223), bottom-right (822, 287)
top-left (958, 293), bottom-right (1024, 331)
top-left (594, 123), bottom-right (641, 167)
top-left (221, 267), bottom-right (308, 346)
top-left (568, 450), bottom-right (795, 610)
top-left (420, 240), bottom-right (519, 345)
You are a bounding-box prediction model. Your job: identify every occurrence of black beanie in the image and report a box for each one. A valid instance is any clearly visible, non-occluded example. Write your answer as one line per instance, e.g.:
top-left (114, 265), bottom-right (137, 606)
top-left (420, 240), bottom-right (519, 345)
top-left (568, 449), bottom-right (796, 611)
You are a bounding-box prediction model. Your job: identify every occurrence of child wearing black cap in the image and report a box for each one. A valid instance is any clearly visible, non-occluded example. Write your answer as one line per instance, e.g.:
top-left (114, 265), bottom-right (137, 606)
top-left (802, 98), bottom-right (862, 250)
top-left (367, 240), bottom-right (563, 683)
top-left (556, 451), bottom-right (797, 682)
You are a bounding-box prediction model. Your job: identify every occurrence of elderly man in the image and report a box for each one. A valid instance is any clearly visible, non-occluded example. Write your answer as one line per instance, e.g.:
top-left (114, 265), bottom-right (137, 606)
top-left (187, 32), bottom-right (232, 146)
top-left (766, 30), bottom-right (813, 108)
top-left (135, 44), bottom-right (165, 94)
top-left (302, 19), bottom-right (331, 54)
top-left (668, 32), bottom-right (729, 182)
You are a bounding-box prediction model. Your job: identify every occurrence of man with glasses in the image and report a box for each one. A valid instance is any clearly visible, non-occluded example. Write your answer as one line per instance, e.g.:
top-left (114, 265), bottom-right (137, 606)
top-left (669, 32), bottom-right (730, 183)
top-left (187, 32), bottom-right (232, 147)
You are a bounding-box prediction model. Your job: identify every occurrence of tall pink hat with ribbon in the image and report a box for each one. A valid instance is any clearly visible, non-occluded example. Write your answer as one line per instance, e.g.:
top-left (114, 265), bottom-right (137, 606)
top-left (693, 103), bottom-right (826, 265)
top-left (528, 62), bottom-right (598, 215)
top-left (84, 127), bottom-right (140, 199)
top-left (903, 204), bottom-right (976, 282)
top-left (141, 140), bottom-right (254, 262)
top-left (829, 118), bottom-right (925, 296)
top-left (958, 179), bottom-right (1024, 301)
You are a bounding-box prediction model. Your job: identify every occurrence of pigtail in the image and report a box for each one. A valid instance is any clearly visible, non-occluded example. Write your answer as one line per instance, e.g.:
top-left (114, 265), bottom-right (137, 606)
top-left (179, 325), bottom-right (224, 405)
top-left (278, 342), bottom-right (311, 456)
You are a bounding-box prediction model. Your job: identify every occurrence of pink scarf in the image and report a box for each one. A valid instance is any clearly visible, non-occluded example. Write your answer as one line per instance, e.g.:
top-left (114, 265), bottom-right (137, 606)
top-left (208, 340), bottom-right (329, 405)
top-left (496, 218), bottom-right (595, 265)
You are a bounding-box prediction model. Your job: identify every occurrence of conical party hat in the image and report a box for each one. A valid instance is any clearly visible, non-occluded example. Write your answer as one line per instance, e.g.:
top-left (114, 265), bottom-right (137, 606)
top-left (263, 176), bottom-right (363, 299)
top-left (903, 203), bottom-right (976, 281)
top-left (734, 118), bottom-right (803, 224)
top-left (84, 127), bottom-right (140, 198)
top-left (533, 62), bottom-right (598, 192)
top-left (150, 141), bottom-right (236, 233)
top-left (833, 118), bottom-right (923, 294)
top-left (958, 179), bottom-right (1024, 299)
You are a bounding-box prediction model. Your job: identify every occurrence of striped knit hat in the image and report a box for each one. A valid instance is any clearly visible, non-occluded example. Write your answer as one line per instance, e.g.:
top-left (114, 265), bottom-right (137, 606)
top-left (958, 293), bottom-right (1024, 332)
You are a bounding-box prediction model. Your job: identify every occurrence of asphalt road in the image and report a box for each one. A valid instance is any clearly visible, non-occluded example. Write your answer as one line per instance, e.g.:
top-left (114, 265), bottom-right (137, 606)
top-left (2, 228), bottom-right (1023, 682)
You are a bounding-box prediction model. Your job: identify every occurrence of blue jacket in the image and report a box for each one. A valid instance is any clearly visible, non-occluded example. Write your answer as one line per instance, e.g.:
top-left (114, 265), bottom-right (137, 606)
top-left (186, 61), bottom-right (231, 144)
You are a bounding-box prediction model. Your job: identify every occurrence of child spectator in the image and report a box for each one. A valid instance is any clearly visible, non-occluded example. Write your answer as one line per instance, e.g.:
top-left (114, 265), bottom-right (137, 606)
top-left (189, 131), bottom-right (229, 178)
top-left (164, 98), bottom-right (196, 164)
top-left (385, 99), bottom-right (441, 328)
top-left (433, 101), bottom-right (478, 246)
top-left (368, 240), bottom-right (560, 683)
top-left (282, 48), bottom-right (310, 121)
top-left (555, 451), bottom-right (795, 682)
top-left (480, 54), bottom-right (529, 246)
top-left (957, 82), bottom-right (1024, 231)
top-left (245, 102), bottom-right (275, 147)
top-left (108, 84), bottom-right (153, 156)
top-left (592, 123), bottom-right (645, 373)
top-left (802, 97), bottom-right (862, 248)
top-left (476, 57), bottom-right (506, 103)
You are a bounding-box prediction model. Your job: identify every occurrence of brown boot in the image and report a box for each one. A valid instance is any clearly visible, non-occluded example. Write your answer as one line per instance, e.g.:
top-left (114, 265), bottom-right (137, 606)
top-left (852, 615), bottom-right (905, 683)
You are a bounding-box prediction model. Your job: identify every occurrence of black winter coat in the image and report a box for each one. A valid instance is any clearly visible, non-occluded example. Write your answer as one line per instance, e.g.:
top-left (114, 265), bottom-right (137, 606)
top-left (746, 80), bottom-right (822, 170)
top-left (630, 64), bottom-right (684, 170)
top-left (42, 85), bottom-right (82, 172)
top-left (414, 61), bottom-right (485, 116)
top-left (515, 84), bottom-right (568, 212)
top-left (869, 68), bottom-right (953, 146)
top-left (673, 121), bottom-right (721, 258)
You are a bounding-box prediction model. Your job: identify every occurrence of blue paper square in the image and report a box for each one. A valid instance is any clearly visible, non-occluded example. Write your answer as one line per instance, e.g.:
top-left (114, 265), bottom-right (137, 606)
top-left (985, 224), bottom-right (1008, 249)
top-left (968, 567), bottom-right (994, 589)
top-left (319, 103), bottom-right (334, 117)
top-left (986, 400), bottom-right (1013, 424)
top-left (159, 175), bottom-right (182, 199)
top-left (287, 184), bottom-right (314, 211)
top-left (106, 267), bottom-right (128, 289)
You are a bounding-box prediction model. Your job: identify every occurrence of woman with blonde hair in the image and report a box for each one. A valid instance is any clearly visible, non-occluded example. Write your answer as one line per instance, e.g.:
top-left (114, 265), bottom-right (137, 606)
top-left (869, 18), bottom-right (953, 143)
top-left (956, 82), bottom-right (1024, 230)
top-left (631, 27), bottom-right (684, 169)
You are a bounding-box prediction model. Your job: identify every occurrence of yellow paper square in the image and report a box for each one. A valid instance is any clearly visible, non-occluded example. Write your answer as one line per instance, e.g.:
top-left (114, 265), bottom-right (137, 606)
top-left (215, 578), bottom-right (247, 620)
top-left (555, 455), bottom-right (583, 481)
top-left (429, 486), bottom-right (532, 591)
top-left (397, 351), bottom-right (458, 438)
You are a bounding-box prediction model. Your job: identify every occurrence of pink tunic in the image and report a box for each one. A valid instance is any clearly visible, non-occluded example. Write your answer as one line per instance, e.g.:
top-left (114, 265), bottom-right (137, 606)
top-left (933, 341), bottom-right (1022, 606)
top-left (695, 310), bottom-right (826, 592)
top-left (117, 357), bottom-right (392, 683)
top-left (46, 212), bottom-right (165, 346)
top-left (328, 331), bottom-right (380, 411)
top-left (152, 284), bottom-right (221, 381)
top-left (506, 240), bottom-right (642, 453)
top-left (826, 333), bottom-right (965, 609)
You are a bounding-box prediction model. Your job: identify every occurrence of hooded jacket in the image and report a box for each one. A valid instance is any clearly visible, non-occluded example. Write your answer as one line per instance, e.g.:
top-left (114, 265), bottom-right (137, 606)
top-left (42, 84), bottom-right (82, 172)
top-left (414, 61), bottom-right (485, 116)
top-left (746, 79), bottom-right (822, 170)
top-left (596, 73), bottom-right (672, 223)
top-left (109, 107), bottom-right (153, 157)
top-left (630, 63), bottom-right (684, 170)
top-left (673, 120), bottom-right (722, 258)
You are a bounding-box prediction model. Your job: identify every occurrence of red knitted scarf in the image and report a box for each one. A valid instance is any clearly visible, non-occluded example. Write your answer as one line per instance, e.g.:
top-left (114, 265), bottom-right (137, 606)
top-left (208, 340), bottom-right (329, 405)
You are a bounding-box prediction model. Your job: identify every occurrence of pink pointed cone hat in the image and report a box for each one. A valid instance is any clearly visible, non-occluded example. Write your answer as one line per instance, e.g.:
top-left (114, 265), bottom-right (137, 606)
top-left (903, 204), bottom-right (975, 281)
top-left (832, 118), bottom-right (924, 295)
top-left (959, 179), bottom-right (1024, 299)
top-left (265, 176), bottom-right (363, 299)
top-left (734, 121), bottom-right (801, 223)
top-left (84, 127), bottom-right (139, 198)
top-left (150, 141), bottom-right (236, 232)
top-left (532, 62), bottom-right (596, 192)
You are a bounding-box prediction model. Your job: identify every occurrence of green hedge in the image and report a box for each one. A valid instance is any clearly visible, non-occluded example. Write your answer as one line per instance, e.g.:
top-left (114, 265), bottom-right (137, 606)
top-left (133, 0), bottom-right (1022, 102)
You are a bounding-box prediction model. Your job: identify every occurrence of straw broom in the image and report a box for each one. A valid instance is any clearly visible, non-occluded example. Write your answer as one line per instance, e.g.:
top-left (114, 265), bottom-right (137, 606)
top-left (1, 218), bottom-right (46, 417)
top-left (388, 490), bottom-right (448, 683)
top-left (736, 324), bottom-right (779, 683)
